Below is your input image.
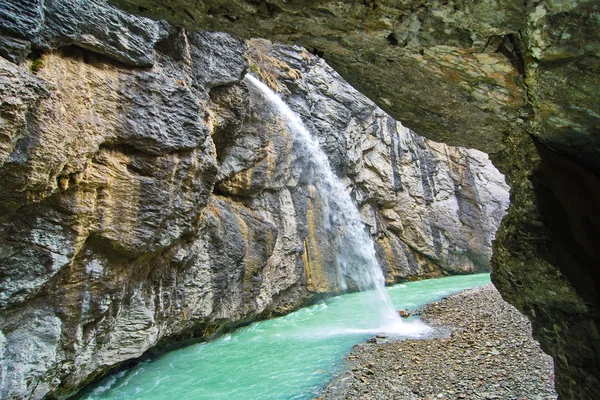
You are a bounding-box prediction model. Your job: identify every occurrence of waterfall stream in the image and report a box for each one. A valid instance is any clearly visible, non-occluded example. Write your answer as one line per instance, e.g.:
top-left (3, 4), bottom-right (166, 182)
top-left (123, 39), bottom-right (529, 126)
top-left (77, 76), bottom-right (494, 400)
top-left (245, 74), bottom-right (406, 332)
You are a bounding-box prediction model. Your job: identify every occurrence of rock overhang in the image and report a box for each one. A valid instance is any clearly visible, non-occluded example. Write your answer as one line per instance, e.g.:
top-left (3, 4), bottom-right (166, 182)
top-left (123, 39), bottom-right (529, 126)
top-left (103, 1), bottom-right (600, 398)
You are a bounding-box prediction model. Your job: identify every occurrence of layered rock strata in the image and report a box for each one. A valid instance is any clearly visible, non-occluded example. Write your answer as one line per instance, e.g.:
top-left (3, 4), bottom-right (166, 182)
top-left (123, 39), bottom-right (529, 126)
top-left (106, 1), bottom-right (600, 398)
top-left (247, 40), bottom-right (508, 282)
top-left (0, 1), bottom-right (507, 398)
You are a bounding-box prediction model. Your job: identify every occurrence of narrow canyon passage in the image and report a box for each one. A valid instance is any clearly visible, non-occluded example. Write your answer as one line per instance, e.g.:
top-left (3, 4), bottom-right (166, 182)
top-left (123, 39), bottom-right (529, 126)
top-left (76, 73), bottom-right (542, 400)
top-left (105, 2), bottom-right (600, 397)
top-left (5, 0), bottom-right (585, 399)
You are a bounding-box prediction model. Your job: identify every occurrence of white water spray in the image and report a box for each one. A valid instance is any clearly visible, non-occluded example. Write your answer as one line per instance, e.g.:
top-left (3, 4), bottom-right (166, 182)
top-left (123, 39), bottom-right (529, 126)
top-left (245, 74), bottom-right (429, 335)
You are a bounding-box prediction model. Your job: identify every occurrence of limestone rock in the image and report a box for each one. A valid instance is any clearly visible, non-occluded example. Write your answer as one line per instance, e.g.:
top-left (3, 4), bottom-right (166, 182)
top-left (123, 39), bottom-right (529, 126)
top-left (109, 0), bottom-right (528, 155)
top-left (0, 0), bottom-right (167, 66)
top-left (0, 29), bottom-right (239, 398)
top-left (213, 81), bottom-right (295, 197)
top-left (188, 31), bottom-right (248, 94)
top-left (0, 2), bottom-right (571, 399)
top-left (0, 307), bottom-right (62, 399)
top-left (0, 19), bottom-right (343, 396)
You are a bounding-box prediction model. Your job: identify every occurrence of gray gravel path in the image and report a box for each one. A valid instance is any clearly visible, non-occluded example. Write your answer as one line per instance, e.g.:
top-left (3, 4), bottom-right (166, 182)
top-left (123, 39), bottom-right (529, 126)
top-left (319, 284), bottom-right (557, 400)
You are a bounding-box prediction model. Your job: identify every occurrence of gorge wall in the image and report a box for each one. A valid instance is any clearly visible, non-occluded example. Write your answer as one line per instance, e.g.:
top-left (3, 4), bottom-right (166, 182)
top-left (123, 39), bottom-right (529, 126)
top-left (0, 1), bottom-right (509, 398)
top-left (246, 40), bottom-right (508, 283)
top-left (105, 1), bottom-right (600, 398)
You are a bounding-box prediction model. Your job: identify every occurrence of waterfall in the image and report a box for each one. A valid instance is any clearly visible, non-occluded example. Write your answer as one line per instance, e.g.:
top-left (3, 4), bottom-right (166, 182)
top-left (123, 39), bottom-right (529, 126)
top-left (245, 74), bottom-right (416, 333)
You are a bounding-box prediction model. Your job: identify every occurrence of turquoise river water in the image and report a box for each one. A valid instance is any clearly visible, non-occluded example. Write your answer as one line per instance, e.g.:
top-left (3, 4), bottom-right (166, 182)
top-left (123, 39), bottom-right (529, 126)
top-left (81, 273), bottom-right (491, 400)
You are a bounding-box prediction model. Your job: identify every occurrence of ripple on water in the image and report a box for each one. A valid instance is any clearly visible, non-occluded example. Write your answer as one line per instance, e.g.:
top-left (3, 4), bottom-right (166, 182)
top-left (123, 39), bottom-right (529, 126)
top-left (80, 274), bottom-right (491, 400)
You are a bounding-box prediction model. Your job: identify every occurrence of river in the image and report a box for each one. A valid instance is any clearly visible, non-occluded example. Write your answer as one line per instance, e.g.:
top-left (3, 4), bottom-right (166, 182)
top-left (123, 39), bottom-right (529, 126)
top-left (81, 273), bottom-right (491, 400)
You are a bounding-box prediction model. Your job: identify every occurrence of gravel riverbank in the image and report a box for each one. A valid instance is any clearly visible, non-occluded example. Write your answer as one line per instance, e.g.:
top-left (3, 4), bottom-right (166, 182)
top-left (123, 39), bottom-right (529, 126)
top-left (319, 284), bottom-right (557, 400)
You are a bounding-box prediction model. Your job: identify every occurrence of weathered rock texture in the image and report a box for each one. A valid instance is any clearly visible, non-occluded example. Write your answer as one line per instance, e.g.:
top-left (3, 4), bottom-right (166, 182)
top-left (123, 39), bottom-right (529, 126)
top-left (0, 29), bottom-right (245, 398)
top-left (106, 1), bottom-right (600, 398)
top-left (0, 1), bottom-right (509, 398)
top-left (0, 0), bottom-right (168, 66)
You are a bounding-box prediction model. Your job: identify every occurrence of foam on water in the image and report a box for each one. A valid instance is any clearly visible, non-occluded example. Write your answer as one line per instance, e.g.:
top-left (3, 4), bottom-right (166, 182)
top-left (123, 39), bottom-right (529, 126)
top-left (81, 274), bottom-right (491, 400)
top-left (245, 74), bottom-right (414, 335)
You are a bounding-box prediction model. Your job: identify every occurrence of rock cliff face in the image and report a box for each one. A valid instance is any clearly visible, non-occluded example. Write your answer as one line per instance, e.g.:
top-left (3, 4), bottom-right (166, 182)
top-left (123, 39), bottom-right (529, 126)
top-left (0, 1), bottom-right (508, 398)
top-left (248, 40), bottom-right (508, 282)
top-left (106, 1), bottom-right (600, 398)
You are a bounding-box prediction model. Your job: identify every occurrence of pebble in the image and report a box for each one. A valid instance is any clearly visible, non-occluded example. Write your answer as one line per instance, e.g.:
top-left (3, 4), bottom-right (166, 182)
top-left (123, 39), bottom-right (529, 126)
top-left (318, 284), bottom-right (557, 399)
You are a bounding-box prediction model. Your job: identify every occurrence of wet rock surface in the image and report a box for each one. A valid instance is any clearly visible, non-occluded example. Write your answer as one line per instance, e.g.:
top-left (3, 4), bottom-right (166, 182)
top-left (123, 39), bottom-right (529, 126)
top-left (320, 285), bottom-right (556, 400)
